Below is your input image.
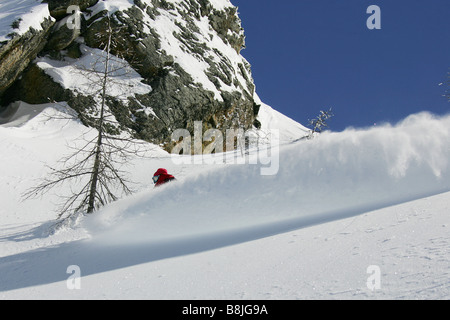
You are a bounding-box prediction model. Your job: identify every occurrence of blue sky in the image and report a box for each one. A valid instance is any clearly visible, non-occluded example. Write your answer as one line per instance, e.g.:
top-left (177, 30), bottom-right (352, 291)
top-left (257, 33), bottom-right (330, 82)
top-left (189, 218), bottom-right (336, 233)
top-left (232, 0), bottom-right (449, 131)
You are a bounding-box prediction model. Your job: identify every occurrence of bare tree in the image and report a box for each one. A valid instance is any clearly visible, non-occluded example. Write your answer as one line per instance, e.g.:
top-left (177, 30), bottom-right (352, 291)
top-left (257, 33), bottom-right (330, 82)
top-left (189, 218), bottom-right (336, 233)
top-left (23, 16), bottom-right (150, 227)
top-left (307, 108), bottom-right (334, 139)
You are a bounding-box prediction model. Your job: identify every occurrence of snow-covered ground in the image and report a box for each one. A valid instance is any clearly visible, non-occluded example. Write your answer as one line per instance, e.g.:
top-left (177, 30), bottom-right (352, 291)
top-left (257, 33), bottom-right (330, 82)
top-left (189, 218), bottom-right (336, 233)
top-left (0, 102), bottom-right (449, 300)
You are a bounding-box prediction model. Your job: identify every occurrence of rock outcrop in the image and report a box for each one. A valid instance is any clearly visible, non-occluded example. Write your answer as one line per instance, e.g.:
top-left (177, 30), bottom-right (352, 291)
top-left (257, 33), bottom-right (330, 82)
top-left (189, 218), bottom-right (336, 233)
top-left (43, 0), bottom-right (99, 20)
top-left (0, 0), bottom-right (261, 150)
top-left (0, 9), bottom-right (54, 105)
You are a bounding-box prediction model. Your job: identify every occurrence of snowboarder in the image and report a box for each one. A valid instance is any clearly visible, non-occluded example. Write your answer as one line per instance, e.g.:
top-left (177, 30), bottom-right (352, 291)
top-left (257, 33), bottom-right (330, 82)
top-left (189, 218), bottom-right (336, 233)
top-left (152, 168), bottom-right (176, 187)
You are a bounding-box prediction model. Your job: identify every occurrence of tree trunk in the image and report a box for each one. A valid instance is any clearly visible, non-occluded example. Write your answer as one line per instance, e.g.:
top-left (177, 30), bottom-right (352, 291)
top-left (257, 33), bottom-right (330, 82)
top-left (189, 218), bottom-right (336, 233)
top-left (87, 19), bottom-right (112, 214)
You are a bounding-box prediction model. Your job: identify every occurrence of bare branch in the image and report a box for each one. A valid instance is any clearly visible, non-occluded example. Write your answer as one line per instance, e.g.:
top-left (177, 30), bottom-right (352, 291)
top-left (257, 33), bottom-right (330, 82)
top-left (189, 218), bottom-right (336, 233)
top-left (22, 14), bottom-right (151, 224)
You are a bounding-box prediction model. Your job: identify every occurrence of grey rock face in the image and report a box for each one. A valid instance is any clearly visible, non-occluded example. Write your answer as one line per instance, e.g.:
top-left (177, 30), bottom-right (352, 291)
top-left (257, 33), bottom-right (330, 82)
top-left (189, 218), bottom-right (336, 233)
top-left (0, 15), bottom-right (54, 105)
top-left (45, 14), bottom-right (81, 52)
top-left (1, 0), bottom-right (261, 151)
top-left (43, 0), bottom-right (99, 19)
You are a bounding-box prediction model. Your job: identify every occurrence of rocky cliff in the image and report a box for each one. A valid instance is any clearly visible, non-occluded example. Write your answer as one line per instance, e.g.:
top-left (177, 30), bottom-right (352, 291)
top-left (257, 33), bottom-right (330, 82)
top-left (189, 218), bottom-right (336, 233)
top-left (0, 0), bottom-right (261, 150)
top-left (0, 1), bottom-right (54, 102)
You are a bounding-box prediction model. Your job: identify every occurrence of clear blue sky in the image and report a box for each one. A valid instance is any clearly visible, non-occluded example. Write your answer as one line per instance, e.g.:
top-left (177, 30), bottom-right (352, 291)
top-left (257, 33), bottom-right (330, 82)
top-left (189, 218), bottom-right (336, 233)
top-left (232, 0), bottom-right (449, 131)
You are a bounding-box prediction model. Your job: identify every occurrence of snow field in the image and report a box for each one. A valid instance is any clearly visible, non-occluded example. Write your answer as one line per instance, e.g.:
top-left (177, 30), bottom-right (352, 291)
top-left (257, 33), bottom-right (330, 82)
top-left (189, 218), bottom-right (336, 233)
top-left (0, 103), bottom-right (449, 299)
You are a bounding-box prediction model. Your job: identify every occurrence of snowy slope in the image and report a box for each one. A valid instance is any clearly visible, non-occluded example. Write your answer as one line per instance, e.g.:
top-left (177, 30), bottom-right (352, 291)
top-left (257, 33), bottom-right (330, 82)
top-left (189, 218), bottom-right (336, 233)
top-left (255, 94), bottom-right (310, 144)
top-left (2, 192), bottom-right (449, 300)
top-left (0, 103), bottom-right (449, 299)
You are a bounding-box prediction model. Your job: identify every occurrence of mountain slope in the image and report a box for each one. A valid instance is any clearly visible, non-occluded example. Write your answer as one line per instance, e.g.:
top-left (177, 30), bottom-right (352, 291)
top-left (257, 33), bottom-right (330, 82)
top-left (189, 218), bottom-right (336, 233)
top-left (0, 104), bottom-right (449, 299)
top-left (3, 191), bottom-right (449, 299)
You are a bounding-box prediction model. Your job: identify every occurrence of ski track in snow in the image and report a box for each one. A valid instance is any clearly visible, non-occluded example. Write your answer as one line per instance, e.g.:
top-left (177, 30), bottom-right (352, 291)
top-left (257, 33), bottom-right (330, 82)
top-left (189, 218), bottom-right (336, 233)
top-left (0, 103), bottom-right (449, 299)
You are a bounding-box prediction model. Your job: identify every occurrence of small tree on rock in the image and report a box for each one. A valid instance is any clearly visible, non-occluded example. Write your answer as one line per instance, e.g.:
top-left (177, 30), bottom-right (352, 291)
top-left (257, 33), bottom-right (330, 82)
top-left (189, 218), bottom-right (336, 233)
top-left (307, 108), bottom-right (334, 139)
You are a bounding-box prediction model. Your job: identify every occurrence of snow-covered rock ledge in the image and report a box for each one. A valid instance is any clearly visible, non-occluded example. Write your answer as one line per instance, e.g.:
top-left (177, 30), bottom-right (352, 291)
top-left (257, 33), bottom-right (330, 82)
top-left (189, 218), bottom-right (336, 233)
top-left (0, 0), bottom-right (55, 101)
top-left (1, 0), bottom-right (263, 149)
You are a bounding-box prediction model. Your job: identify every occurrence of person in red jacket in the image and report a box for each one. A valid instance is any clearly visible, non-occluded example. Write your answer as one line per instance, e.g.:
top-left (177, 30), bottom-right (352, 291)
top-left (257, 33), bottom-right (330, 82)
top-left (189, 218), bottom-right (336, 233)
top-left (152, 168), bottom-right (176, 187)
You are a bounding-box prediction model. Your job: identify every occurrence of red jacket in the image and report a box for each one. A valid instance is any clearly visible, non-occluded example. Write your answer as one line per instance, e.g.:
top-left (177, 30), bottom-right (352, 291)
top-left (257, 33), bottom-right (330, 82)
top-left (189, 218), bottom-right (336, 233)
top-left (153, 168), bottom-right (175, 187)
